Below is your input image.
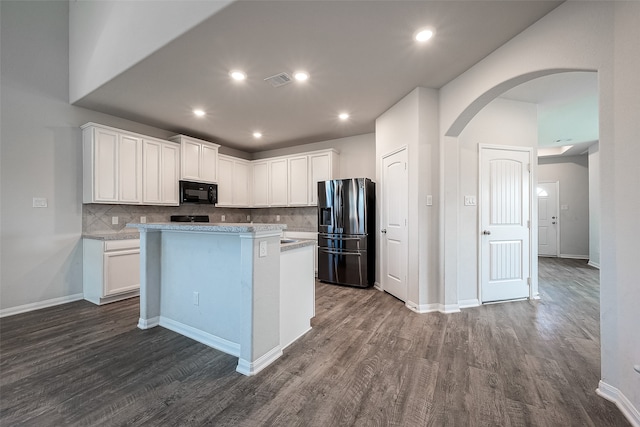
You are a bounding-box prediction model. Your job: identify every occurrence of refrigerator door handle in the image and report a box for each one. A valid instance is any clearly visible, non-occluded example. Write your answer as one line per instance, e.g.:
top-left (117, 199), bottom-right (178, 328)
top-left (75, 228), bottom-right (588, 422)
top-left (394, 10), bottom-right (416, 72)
top-left (321, 249), bottom-right (361, 256)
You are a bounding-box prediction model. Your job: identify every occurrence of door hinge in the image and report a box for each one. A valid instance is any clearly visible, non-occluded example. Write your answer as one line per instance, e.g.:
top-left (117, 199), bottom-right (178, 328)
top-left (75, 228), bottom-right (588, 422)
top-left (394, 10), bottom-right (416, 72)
top-left (527, 277), bottom-right (532, 286)
top-left (404, 162), bottom-right (407, 170)
top-left (527, 163), bottom-right (531, 172)
top-left (527, 220), bottom-right (530, 228)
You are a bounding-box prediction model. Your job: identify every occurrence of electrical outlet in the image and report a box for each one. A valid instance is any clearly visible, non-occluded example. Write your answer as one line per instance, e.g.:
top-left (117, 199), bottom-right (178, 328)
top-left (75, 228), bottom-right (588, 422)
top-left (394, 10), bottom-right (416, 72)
top-left (32, 197), bottom-right (48, 208)
top-left (221, 215), bottom-right (226, 222)
top-left (259, 241), bottom-right (267, 257)
top-left (112, 216), bottom-right (119, 225)
top-left (140, 216), bottom-right (147, 223)
top-left (247, 215), bottom-right (251, 221)
top-left (193, 291), bottom-right (199, 306)
top-left (276, 215), bottom-right (280, 222)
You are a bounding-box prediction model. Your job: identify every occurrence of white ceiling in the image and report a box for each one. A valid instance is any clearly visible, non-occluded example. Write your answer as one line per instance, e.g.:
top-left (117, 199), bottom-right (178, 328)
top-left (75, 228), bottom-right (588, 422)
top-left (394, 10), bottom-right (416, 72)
top-left (73, 1), bottom-right (564, 153)
top-left (500, 71), bottom-right (599, 154)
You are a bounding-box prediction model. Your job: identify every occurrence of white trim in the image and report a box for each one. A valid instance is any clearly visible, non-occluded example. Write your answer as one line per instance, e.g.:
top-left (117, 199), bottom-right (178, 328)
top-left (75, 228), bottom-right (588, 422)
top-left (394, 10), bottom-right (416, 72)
top-left (159, 316), bottom-right (241, 357)
top-left (596, 380), bottom-right (640, 427)
top-left (458, 299), bottom-right (480, 309)
top-left (588, 260), bottom-right (600, 269)
top-left (236, 345), bottom-right (283, 376)
top-left (374, 282), bottom-right (382, 291)
top-left (405, 301), bottom-right (461, 314)
top-left (0, 293), bottom-right (84, 318)
top-left (559, 254), bottom-right (589, 260)
top-left (137, 316), bottom-right (160, 329)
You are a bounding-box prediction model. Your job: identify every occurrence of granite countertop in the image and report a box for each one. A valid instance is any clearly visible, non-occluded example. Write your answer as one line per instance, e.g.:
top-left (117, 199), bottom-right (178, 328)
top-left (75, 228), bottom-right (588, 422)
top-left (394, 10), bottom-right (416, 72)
top-left (127, 222), bottom-right (288, 233)
top-left (82, 231), bottom-right (140, 241)
top-left (280, 239), bottom-right (316, 252)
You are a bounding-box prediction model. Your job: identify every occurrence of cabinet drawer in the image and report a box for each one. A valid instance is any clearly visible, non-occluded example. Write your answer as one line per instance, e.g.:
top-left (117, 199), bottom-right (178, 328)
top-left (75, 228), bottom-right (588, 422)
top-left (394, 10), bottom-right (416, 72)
top-left (104, 239), bottom-right (140, 252)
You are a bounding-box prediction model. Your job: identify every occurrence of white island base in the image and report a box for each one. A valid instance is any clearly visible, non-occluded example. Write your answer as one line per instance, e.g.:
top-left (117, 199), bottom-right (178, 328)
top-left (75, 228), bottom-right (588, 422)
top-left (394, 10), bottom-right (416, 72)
top-left (128, 222), bottom-right (315, 376)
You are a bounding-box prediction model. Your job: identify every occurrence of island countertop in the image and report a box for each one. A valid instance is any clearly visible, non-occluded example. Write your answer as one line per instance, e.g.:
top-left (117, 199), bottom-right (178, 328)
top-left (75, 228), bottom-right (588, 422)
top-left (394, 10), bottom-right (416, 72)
top-left (127, 222), bottom-right (287, 233)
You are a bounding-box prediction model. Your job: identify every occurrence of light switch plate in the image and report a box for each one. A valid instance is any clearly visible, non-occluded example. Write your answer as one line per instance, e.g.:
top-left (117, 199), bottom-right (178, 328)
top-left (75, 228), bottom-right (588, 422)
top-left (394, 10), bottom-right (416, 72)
top-left (426, 195), bottom-right (433, 206)
top-left (464, 196), bottom-right (477, 206)
top-left (221, 215), bottom-right (226, 222)
top-left (140, 216), bottom-right (147, 223)
top-left (111, 216), bottom-right (119, 225)
top-left (32, 197), bottom-right (47, 208)
top-left (259, 241), bottom-right (267, 257)
top-left (192, 291), bottom-right (199, 306)
top-left (276, 215), bottom-right (280, 222)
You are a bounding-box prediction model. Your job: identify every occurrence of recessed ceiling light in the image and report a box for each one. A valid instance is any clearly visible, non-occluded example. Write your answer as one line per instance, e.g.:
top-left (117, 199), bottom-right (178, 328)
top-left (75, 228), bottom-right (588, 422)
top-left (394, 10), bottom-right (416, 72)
top-left (294, 71), bottom-right (309, 81)
top-left (415, 29), bottom-right (434, 42)
top-left (193, 109), bottom-right (205, 117)
top-left (338, 113), bottom-right (350, 120)
top-left (230, 70), bottom-right (247, 81)
top-left (253, 132), bottom-right (262, 139)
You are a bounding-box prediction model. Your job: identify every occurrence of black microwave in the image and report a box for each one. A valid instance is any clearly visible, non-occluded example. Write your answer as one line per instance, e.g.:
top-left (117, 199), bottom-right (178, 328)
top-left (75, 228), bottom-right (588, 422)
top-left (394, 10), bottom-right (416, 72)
top-left (179, 180), bottom-right (217, 205)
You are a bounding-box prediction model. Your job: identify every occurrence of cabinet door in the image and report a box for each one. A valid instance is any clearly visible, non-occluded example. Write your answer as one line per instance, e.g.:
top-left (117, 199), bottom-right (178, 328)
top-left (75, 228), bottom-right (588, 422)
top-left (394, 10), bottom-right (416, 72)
top-left (288, 156), bottom-right (309, 206)
top-left (181, 139), bottom-right (201, 181)
top-left (94, 127), bottom-right (119, 202)
top-left (161, 143), bottom-right (179, 205)
top-left (233, 161), bottom-right (250, 207)
top-left (143, 140), bottom-right (162, 204)
top-left (252, 162), bottom-right (269, 207)
top-left (309, 153), bottom-right (333, 205)
top-left (103, 249), bottom-right (140, 296)
top-left (201, 144), bottom-right (218, 183)
top-left (269, 159), bottom-right (288, 206)
top-left (118, 134), bottom-right (142, 203)
top-left (217, 155), bottom-right (234, 206)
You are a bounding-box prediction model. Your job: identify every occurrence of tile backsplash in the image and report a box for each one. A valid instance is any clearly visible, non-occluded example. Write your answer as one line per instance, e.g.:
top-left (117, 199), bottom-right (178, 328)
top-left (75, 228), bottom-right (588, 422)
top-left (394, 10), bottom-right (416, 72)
top-left (83, 204), bottom-right (317, 234)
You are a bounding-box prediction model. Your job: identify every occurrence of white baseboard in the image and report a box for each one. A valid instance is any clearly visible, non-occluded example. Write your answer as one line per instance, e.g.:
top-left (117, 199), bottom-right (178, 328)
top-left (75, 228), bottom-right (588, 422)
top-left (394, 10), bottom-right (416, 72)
top-left (559, 254), bottom-right (589, 260)
top-left (405, 301), bottom-right (460, 314)
top-left (159, 316), bottom-right (241, 357)
top-left (373, 282), bottom-right (382, 291)
top-left (458, 299), bottom-right (480, 309)
top-left (236, 345), bottom-right (283, 376)
top-left (588, 260), bottom-right (601, 269)
top-left (0, 293), bottom-right (84, 318)
top-left (596, 380), bottom-right (640, 427)
top-left (137, 316), bottom-right (159, 329)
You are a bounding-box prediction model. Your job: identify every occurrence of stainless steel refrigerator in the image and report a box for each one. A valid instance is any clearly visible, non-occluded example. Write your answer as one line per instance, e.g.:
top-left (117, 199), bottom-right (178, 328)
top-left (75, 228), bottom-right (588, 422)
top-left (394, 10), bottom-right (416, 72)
top-left (317, 178), bottom-right (375, 288)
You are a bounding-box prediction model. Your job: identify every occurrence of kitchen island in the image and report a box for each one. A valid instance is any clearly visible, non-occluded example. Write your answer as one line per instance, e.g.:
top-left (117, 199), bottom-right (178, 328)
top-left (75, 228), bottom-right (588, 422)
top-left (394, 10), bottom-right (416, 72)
top-left (127, 222), bottom-right (315, 376)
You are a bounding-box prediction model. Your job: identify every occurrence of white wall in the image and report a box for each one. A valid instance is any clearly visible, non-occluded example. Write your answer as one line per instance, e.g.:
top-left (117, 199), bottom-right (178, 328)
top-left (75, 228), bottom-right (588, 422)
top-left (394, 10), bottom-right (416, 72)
top-left (376, 87), bottom-right (440, 310)
top-left (588, 143), bottom-right (600, 268)
top-left (538, 155), bottom-right (590, 259)
top-left (438, 1), bottom-right (638, 418)
top-left (457, 98), bottom-right (538, 303)
top-left (0, 1), bottom-right (178, 314)
top-left (69, 0), bottom-right (231, 103)
top-left (252, 133), bottom-right (376, 180)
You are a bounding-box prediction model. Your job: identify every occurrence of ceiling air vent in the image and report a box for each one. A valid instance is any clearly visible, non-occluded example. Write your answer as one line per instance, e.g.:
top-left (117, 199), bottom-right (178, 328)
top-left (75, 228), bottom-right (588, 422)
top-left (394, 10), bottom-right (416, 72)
top-left (264, 72), bottom-right (292, 88)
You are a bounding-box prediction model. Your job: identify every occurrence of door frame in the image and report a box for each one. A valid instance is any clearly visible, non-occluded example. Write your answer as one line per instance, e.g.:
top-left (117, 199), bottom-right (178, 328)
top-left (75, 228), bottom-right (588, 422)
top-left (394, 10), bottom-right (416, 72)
top-left (537, 181), bottom-right (560, 257)
top-left (379, 146), bottom-right (409, 301)
top-left (477, 144), bottom-right (535, 302)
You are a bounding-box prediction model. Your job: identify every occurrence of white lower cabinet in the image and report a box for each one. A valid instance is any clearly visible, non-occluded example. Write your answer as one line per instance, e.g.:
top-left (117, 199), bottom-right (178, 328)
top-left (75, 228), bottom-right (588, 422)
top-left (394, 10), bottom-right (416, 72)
top-left (83, 238), bottom-right (140, 305)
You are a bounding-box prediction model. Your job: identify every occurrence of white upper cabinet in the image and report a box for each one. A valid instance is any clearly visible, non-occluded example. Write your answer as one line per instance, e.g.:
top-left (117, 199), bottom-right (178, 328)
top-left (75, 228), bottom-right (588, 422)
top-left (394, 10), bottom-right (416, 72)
top-left (269, 158), bottom-right (289, 206)
top-left (83, 123), bottom-right (142, 204)
top-left (308, 150), bottom-right (339, 205)
top-left (252, 161), bottom-right (269, 207)
top-left (142, 139), bottom-right (179, 206)
top-left (218, 154), bottom-right (251, 207)
top-left (170, 135), bottom-right (220, 184)
top-left (288, 156), bottom-right (309, 206)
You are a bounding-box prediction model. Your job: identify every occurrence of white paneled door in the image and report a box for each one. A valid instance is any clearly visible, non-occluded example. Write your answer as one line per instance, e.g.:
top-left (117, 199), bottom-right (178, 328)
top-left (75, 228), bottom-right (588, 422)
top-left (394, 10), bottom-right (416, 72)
top-left (381, 148), bottom-right (408, 302)
top-left (480, 146), bottom-right (532, 303)
top-left (537, 181), bottom-right (559, 257)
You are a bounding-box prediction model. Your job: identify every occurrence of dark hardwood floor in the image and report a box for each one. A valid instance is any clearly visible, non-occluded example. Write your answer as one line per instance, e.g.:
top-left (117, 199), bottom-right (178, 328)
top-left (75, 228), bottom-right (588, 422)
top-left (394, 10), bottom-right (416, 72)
top-left (0, 258), bottom-right (630, 426)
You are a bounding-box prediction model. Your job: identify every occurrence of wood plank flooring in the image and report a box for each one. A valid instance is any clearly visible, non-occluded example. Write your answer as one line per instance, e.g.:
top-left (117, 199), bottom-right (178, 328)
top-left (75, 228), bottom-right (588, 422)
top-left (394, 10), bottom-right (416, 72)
top-left (0, 258), bottom-right (630, 426)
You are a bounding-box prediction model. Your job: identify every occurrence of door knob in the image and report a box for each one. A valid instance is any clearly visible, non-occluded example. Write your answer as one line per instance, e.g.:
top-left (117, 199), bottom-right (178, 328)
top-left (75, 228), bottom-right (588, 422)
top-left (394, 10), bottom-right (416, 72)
top-left (552, 216), bottom-right (557, 219)
top-left (483, 230), bottom-right (491, 235)
top-left (381, 229), bottom-right (387, 234)
top-left (552, 222), bottom-right (556, 225)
